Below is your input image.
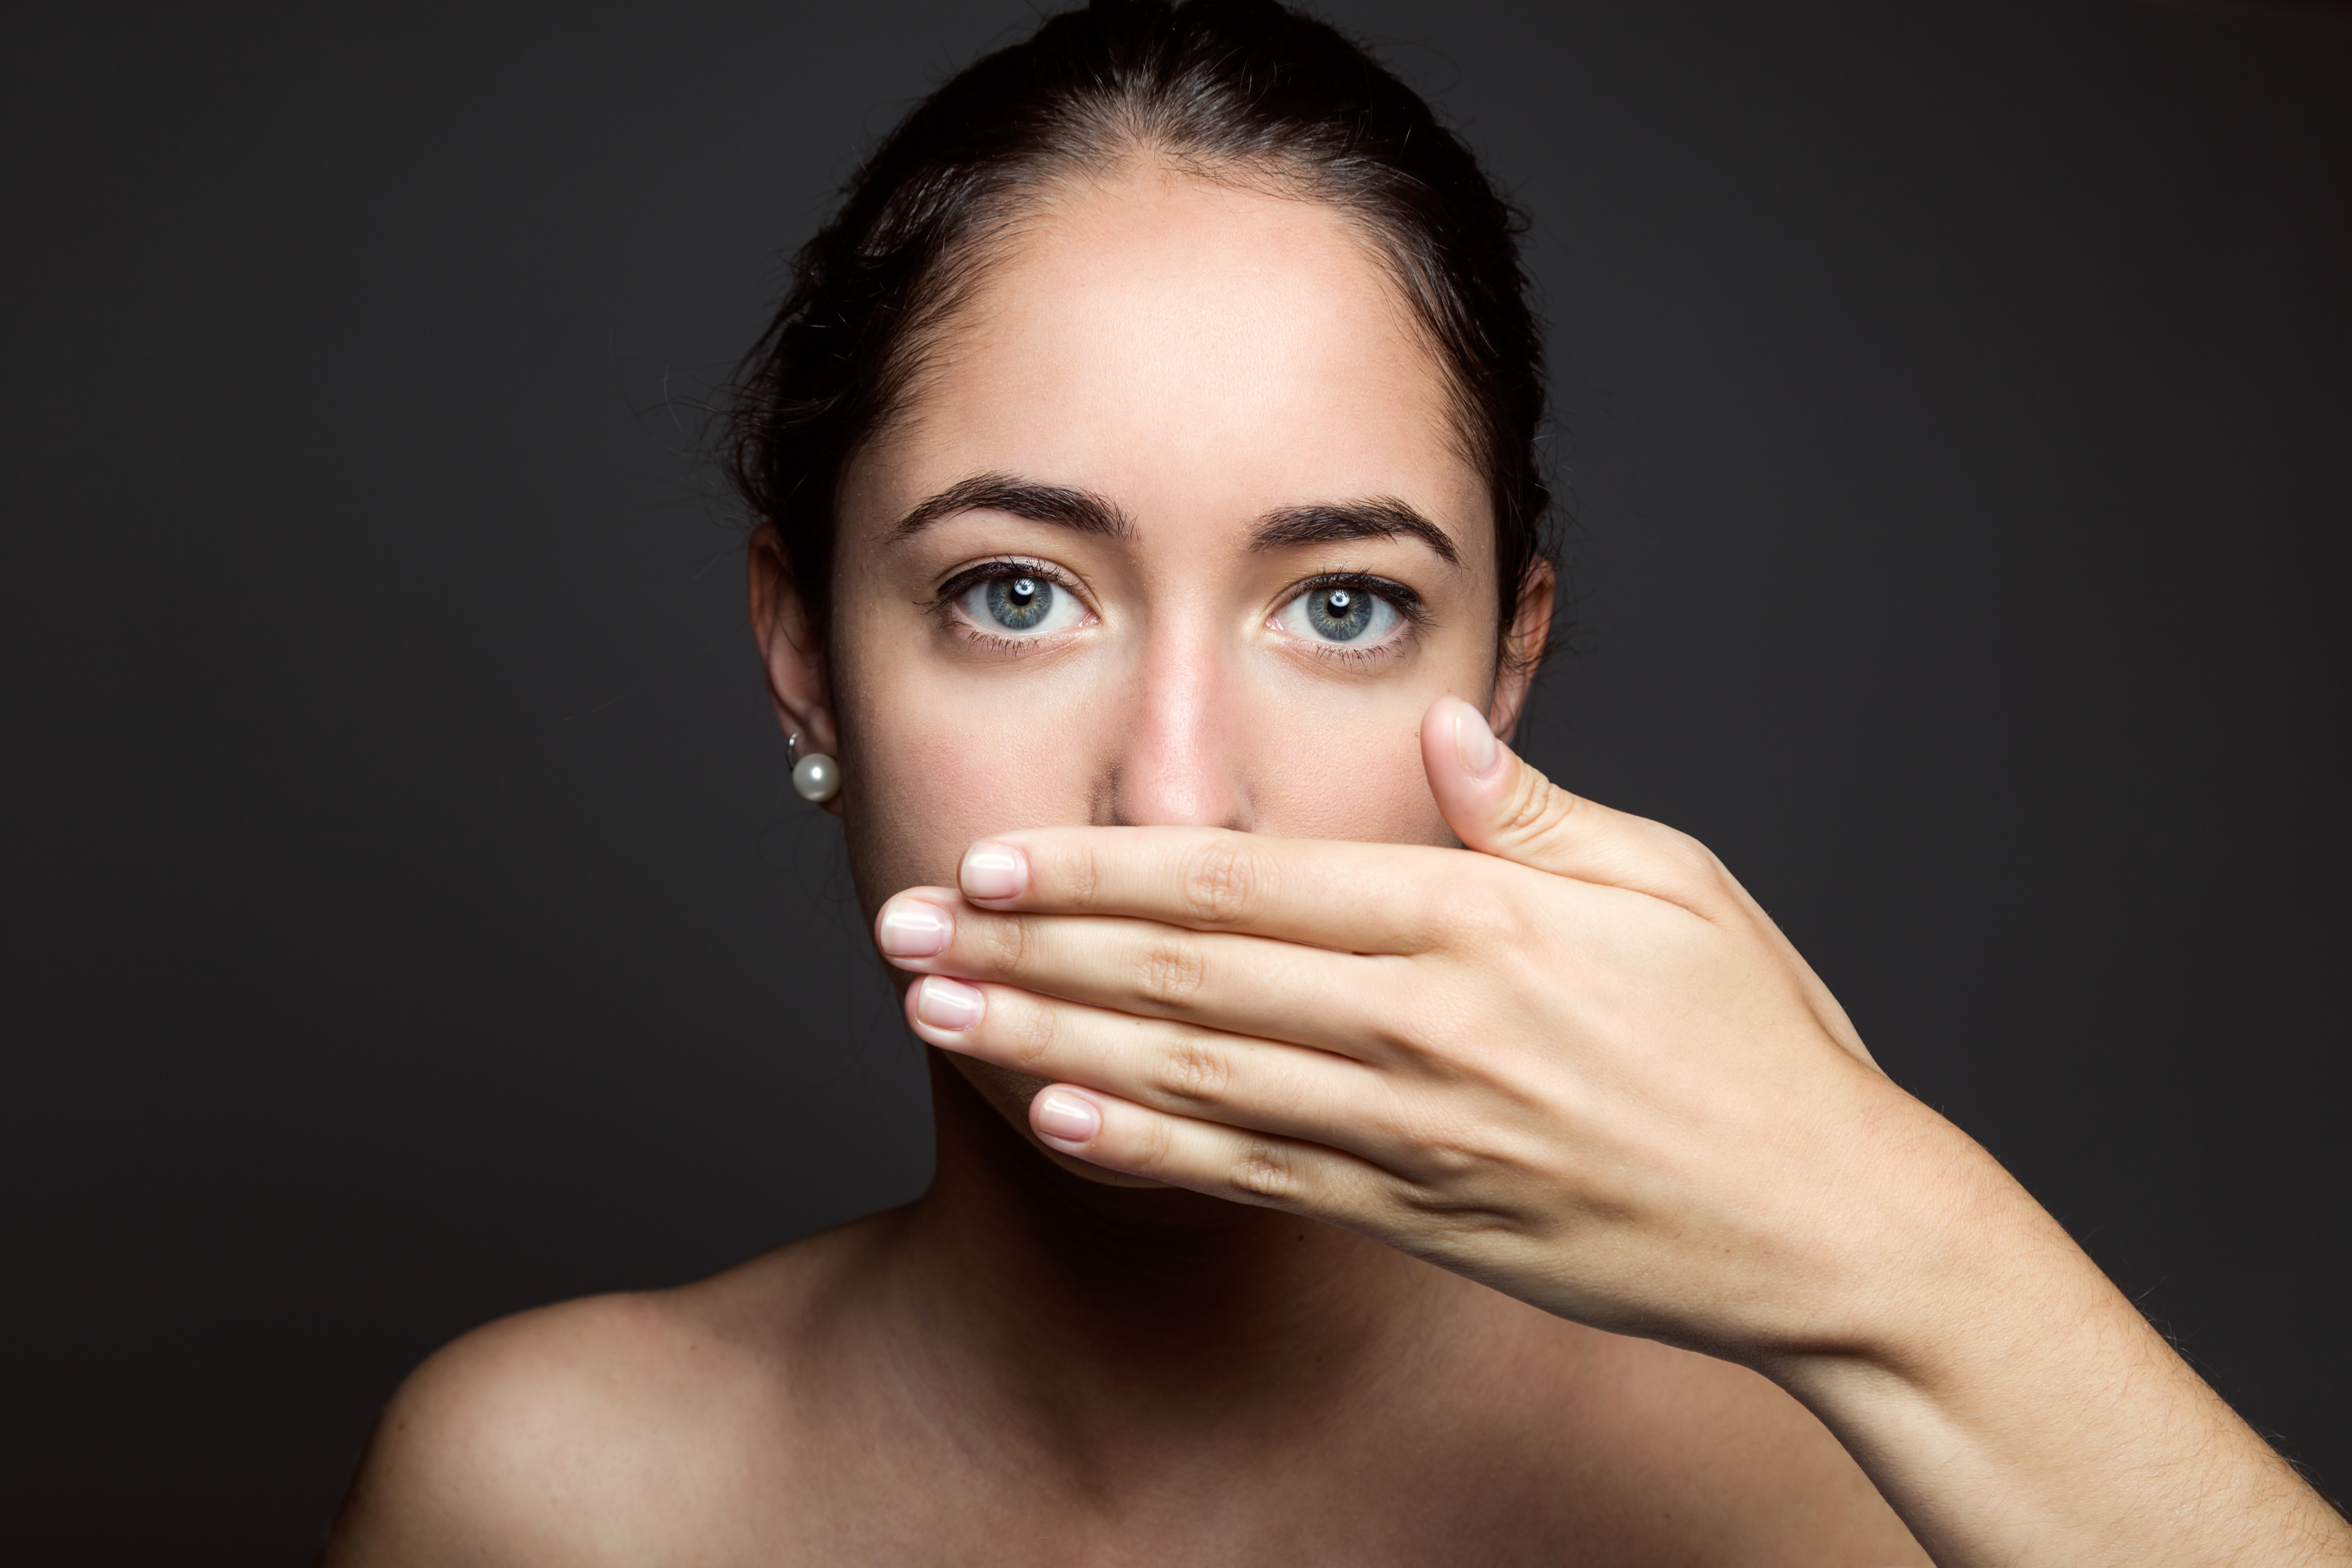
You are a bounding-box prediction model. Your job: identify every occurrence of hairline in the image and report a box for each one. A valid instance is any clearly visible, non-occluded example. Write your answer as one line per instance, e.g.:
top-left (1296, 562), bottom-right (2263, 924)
top-left (841, 141), bottom-right (1497, 530)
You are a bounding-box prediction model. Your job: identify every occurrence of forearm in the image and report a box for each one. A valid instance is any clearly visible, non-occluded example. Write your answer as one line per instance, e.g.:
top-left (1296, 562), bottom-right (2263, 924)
top-left (1765, 1132), bottom-right (2349, 1568)
top-left (887, 787), bottom-right (2349, 1563)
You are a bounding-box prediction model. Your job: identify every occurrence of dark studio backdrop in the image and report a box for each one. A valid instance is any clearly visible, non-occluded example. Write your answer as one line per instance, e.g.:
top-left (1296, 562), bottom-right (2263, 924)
top-left (5, 0), bottom-right (2348, 1559)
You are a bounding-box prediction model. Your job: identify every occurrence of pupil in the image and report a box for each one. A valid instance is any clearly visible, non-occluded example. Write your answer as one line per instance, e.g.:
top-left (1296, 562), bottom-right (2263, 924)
top-left (1307, 584), bottom-right (1375, 642)
top-left (985, 573), bottom-right (1053, 631)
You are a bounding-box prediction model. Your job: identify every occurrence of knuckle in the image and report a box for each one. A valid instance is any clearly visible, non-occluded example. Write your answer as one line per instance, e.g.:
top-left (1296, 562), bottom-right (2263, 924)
top-left (977, 913), bottom-right (1035, 978)
top-left (1179, 836), bottom-right (1266, 927)
top-left (1382, 1087), bottom-right (1485, 1179)
top-left (1497, 772), bottom-right (1577, 845)
top-left (1067, 840), bottom-right (1104, 908)
top-left (1136, 933), bottom-right (1207, 1006)
top-left (1149, 1036), bottom-right (1231, 1109)
top-left (1228, 1139), bottom-right (1296, 1202)
top-left (1643, 823), bottom-right (1730, 901)
top-left (1130, 1113), bottom-right (1176, 1176)
top-left (1405, 1124), bottom-right (1487, 1185)
top-left (1649, 821), bottom-right (1711, 870)
top-left (1001, 994), bottom-right (1058, 1070)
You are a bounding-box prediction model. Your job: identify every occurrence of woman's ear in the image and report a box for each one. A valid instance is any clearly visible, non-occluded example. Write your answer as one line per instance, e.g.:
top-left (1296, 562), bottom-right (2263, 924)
top-left (1486, 562), bottom-right (1556, 747)
top-left (747, 526), bottom-right (844, 813)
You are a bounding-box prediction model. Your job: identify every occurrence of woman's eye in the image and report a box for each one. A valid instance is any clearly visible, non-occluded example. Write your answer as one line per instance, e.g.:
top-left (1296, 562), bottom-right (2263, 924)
top-left (953, 571), bottom-right (1083, 636)
top-left (1277, 584), bottom-right (1403, 646)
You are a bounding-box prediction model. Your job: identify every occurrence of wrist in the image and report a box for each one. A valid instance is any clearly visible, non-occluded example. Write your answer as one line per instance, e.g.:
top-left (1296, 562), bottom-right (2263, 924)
top-left (1739, 1094), bottom-right (2347, 1567)
top-left (1763, 1087), bottom-right (2119, 1408)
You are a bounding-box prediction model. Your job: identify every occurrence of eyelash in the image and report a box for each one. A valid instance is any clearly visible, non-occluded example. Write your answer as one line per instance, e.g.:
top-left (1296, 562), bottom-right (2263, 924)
top-left (1282, 571), bottom-right (1430, 665)
top-left (916, 561), bottom-right (1430, 661)
top-left (918, 557), bottom-right (1090, 654)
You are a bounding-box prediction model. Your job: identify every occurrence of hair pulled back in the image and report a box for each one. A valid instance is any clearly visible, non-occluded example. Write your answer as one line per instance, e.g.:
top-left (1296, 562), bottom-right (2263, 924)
top-left (727, 0), bottom-right (1554, 658)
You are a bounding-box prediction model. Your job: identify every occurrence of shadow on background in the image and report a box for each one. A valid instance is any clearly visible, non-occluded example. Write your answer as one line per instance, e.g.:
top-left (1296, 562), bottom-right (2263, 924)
top-left (4, 1), bottom-right (2346, 1559)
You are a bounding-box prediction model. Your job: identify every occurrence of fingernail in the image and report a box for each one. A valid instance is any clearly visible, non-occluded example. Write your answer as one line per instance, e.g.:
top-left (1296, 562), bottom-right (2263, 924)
top-left (1032, 1088), bottom-right (1101, 1145)
top-left (961, 841), bottom-right (1027, 902)
top-left (915, 976), bottom-right (983, 1031)
top-left (877, 900), bottom-right (952, 958)
top-left (1453, 699), bottom-right (1501, 778)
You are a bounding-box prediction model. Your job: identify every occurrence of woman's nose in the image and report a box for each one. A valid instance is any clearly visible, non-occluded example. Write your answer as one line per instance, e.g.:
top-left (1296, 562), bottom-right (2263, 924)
top-left (1101, 627), bottom-right (1251, 831)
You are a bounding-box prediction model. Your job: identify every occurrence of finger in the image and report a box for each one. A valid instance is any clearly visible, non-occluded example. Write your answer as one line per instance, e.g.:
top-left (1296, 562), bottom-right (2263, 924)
top-left (1426, 698), bottom-right (1877, 1065)
top-left (954, 826), bottom-right (1464, 953)
top-left (904, 974), bottom-right (1411, 1157)
top-left (1421, 696), bottom-right (1734, 915)
top-left (876, 892), bottom-right (1415, 1063)
top-left (1023, 1081), bottom-right (1400, 1225)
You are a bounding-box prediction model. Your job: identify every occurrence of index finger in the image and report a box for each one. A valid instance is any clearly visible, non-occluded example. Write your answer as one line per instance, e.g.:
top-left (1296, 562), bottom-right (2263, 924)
top-left (956, 826), bottom-right (1478, 954)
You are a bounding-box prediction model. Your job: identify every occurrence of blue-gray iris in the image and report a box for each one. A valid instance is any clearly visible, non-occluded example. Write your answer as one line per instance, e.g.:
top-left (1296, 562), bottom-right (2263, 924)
top-left (986, 575), bottom-right (1052, 631)
top-left (1307, 587), bottom-right (1373, 641)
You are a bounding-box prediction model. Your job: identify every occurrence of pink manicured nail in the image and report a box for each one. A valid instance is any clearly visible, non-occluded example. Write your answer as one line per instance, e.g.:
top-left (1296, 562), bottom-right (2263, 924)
top-left (960, 842), bottom-right (1027, 902)
top-left (1453, 698), bottom-right (1501, 778)
top-left (877, 900), bottom-right (952, 958)
top-left (915, 976), bottom-right (984, 1031)
top-left (1032, 1088), bottom-right (1101, 1145)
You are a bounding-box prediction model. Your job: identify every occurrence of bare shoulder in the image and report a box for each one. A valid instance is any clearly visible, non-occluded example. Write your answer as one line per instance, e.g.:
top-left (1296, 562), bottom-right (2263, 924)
top-left (317, 1216), bottom-right (891, 1568)
top-left (1565, 1324), bottom-right (1930, 1566)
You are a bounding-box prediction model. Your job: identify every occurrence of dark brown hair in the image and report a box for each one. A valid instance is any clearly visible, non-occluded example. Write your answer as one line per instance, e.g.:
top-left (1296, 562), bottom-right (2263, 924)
top-left (727, 0), bottom-right (1554, 659)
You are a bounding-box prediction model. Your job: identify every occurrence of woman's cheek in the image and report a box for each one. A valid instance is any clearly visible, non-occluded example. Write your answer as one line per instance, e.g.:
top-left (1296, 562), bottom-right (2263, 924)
top-left (1238, 668), bottom-right (1469, 849)
top-left (837, 649), bottom-right (1114, 912)
top-left (1259, 688), bottom-right (1459, 845)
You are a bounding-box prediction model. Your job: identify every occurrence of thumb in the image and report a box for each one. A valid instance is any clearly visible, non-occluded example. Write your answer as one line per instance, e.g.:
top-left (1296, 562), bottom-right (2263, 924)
top-left (1422, 697), bottom-right (1877, 1063)
top-left (1420, 696), bottom-right (1698, 898)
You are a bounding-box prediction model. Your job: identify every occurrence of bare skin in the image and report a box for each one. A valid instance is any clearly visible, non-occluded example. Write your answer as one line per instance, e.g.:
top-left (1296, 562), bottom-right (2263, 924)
top-left (320, 164), bottom-right (2346, 1566)
top-left (322, 1067), bottom-right (1919, 1565)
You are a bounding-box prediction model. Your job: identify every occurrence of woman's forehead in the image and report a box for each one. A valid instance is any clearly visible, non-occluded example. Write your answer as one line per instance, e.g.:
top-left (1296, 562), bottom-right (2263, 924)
top-left (845, 167), bottom-right (1490, 566)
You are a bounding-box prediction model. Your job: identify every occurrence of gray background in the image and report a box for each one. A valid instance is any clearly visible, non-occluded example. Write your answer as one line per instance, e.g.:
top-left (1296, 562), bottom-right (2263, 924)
top-left (5, 1), bottom-right (2347, 1560)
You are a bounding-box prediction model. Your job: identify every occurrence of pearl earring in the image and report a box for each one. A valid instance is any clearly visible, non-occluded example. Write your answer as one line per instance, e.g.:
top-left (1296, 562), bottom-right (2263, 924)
top-left (787, 731), bottom-right (840, 804)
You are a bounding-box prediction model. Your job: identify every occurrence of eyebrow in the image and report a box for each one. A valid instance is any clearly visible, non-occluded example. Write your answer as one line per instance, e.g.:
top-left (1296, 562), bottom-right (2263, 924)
top-left (1248, 498), bottom-right (1462, 567)
top-left (888, 474), bottom-right (1461, 568)
top-left (889, 473), bottom-right (1136, 542)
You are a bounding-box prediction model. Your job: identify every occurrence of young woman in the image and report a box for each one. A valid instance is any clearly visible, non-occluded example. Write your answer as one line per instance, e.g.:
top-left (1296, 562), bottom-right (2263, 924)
top-left (321, 2), bottom-right (2351, 1563)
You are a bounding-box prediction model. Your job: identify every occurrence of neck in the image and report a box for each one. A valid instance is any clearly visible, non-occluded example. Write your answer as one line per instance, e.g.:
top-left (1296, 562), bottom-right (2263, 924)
top-left (884, 1051), bottom-right (1451, 1449)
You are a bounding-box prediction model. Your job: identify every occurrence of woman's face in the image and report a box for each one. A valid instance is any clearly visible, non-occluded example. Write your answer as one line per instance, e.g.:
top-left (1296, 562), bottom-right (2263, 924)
top-left (764, 164), bottom-right (1541, 1146)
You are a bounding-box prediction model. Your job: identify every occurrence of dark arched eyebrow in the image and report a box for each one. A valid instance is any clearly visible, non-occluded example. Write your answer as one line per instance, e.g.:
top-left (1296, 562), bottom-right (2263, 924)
top-left (889, 473), bottom-right (1135, 542)
top-left (888, 475), bottom-right (1459, 567)
top-left (1249, 499), bottom-right (1461, 566)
